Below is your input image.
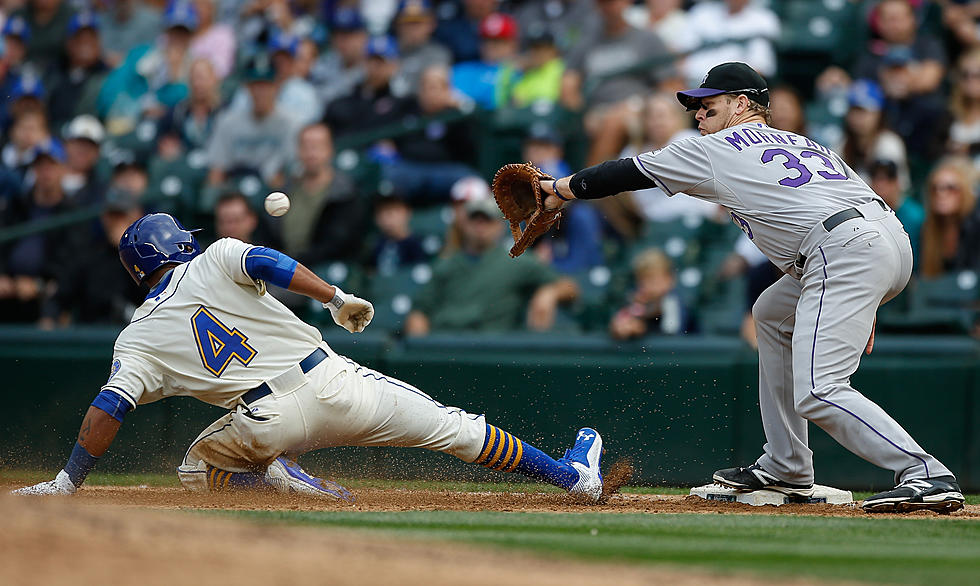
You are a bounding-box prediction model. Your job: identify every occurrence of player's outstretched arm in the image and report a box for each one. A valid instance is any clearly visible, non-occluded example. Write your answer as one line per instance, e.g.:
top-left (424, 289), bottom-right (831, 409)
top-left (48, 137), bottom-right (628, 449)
top-left (12, 399), bottom-right (125, 496)
top-left (242, 246), bottom-right (374, 333)
top-left (287, 262), bottom-right (374, 334)
top-left (541, 158), bottom-right (657, 211)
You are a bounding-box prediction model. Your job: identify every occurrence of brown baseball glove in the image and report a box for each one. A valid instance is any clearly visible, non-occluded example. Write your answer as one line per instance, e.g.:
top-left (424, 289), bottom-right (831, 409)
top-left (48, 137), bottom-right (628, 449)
top-left (491, 163), bottom-right (560, 258)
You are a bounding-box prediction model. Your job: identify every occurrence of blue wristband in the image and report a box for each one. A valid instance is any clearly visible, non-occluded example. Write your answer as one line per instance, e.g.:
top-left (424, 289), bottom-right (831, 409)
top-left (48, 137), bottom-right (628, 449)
top-left (64, 442), bottom-right (99, 488)
top-left (554, 183), bottom-right (572, 202)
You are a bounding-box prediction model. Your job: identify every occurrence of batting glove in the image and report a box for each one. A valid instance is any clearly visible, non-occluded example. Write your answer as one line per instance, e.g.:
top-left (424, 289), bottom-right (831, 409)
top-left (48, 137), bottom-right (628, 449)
top-left (324, 286), bottom-right (374, 333)
top-left (11, 469), bottom-right (76, 496)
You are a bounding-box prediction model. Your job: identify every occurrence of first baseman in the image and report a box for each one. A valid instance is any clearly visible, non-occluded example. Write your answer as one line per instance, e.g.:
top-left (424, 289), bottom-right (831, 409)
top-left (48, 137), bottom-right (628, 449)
top-left (540, 62), bottom-right (963, 513)
top-left (13, 213), bottom-right (603, 501)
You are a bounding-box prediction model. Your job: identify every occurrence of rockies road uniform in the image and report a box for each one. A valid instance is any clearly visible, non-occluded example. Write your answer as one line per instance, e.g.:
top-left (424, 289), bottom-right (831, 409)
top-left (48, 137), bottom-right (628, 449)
top-left (102, 238), bottom-right (493, 488)
top-left (584, 122), bottom-right (951, 485)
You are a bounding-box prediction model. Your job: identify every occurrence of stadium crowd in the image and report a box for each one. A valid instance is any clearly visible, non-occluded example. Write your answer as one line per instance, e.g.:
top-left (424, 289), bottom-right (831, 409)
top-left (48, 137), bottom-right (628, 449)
top-left (0, 0), bottom-right (978, 343)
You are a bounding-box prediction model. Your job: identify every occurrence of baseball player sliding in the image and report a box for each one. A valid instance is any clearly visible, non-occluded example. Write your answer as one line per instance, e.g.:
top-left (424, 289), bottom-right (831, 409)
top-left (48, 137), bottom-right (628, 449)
top-left (540, 62), bottom-right (963, 513)
top-left (12, 214), bottom-right (603, 502)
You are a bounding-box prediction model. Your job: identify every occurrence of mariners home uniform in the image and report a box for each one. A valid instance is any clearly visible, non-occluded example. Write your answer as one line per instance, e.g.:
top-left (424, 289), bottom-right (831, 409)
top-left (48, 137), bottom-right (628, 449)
top-left (589, 122), bottom-right (951, 485)
top-left (102, 238), bottom-right (514, 489)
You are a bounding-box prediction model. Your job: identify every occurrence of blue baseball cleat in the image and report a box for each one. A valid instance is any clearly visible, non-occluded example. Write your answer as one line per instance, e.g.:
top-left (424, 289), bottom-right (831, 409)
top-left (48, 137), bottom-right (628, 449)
top-left (265, 457), bottom-right (355, 503)
top-left (559, 428), bottom-right (604, 503)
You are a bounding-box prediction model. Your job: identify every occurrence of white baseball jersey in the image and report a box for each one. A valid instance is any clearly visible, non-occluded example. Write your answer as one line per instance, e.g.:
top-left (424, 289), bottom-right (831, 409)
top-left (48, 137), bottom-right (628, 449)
top-left (102, 238), bottom-right (324, 410)
top-left (632, 122), bottom-right (882, 274)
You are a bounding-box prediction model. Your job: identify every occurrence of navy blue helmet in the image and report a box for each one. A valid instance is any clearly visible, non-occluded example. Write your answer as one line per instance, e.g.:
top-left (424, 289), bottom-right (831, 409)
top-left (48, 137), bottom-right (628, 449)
top-left (119, 213), bottom-right (201, 284)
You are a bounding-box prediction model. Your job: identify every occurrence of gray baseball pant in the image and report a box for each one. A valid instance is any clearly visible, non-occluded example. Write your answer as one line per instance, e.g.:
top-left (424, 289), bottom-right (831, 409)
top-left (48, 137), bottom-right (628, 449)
top-left (753, 200), bottom-right (952, 485)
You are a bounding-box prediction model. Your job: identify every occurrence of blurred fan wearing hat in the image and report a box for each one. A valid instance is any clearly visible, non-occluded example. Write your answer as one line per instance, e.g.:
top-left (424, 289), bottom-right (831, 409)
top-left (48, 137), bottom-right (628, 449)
top-left (96, 1), bottom-right (198, 136)
top-left (322, 35), bottom-right (414, 138)
top-left (392, 0), bottom-right (451, 96)
top-left (505, 25), bottom-right (563, 108)
top-left (368, 186), bottom-right (428, 273)
top-left (62, 115), bottom-right (108, 206)
top-left (205, 54), bottom-right (302, 189)
top-left (450, 13), bottom-right (520, 110)
top-left (310, 7), bottom-right (369, 107)
top-left (868, 158), bottom-right (923, 264)
top-left (99, 0), bottom-right (167, 68)
top-left (47, 12), bottom-right (110, 130)
top-left (838, 78), bottom-right (911, 192)
top-left (226, 32), bottom-right (320, 125)
top-left (1, 15), bottom-right (31, 72)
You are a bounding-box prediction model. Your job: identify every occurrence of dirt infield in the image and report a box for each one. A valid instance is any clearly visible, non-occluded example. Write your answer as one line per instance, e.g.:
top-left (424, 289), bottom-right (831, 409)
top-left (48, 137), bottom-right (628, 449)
top-left (0, 492), bottom-right (868, 586)
top-left (2, 481), bottom-right (977, 517)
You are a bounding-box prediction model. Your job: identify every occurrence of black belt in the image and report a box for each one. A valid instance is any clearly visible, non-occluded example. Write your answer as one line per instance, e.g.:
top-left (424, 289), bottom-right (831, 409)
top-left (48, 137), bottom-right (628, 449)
top-left (795, 200), bottom-right (887, 270)
top-left (240, 347), bottom-right (328, 405)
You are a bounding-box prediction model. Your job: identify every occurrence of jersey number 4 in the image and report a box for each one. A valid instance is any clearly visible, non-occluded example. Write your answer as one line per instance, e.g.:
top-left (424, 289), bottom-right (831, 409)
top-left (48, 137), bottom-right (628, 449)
top-left (191, 306), bottom-right (257, 377)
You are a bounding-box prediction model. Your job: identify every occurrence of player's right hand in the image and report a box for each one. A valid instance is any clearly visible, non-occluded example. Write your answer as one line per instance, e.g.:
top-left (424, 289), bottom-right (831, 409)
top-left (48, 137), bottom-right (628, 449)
top-left (11, 469), bottom-right (76, 496)
top-left (325, 287), bottom-right (375, 333)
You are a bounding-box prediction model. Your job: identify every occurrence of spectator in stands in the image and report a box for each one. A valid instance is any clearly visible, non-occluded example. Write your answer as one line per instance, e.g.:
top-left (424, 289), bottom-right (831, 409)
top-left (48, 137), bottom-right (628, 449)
top-left (383, 64), bottom-right (475, 201)
top-left (878, 46), bottom-right (950, 160)
top-left (278, 122), bottom-right (367, 265)
top-left (213, 191), bottom-right (259, 243)
top-left (716, 234), bottom-right (781, 349)
top-left (158, 58), bottom-right (223, 151)
top-left (0, 142), bottom-right (72, 324)
top-left (311, 7), bottom-right (368, 108)
top-left (869, 159), bottom-right (923, 265)
top-left (919, 158), bottom-right (980, 277)
top-left (941, 0), bottom-right (980, 58)
top-left (322, 35), bottom-right (413, 138)
top-left (443, 174), bottom-right (491, 256)
top-left (505, 27), bottom-right (563, 108)
top-left (769, 84), bottom-right (807, 135)
top-left (393, 0), bottom-right (452, 96)
top-left (561, 0), bottom-right (677, 165)
top-left (97, 1), bottom-right (197, 136)
top-left (109, 160), bottom-right (150, 206)
top-left (189, 0), bottom-right (235, 79)
top-left (367, 190), bottom-right (428, 274)
top-left (838, 79), bottom-right (910, 191)
top-left (522, 124), bottom-right (603, 274)
top-left (1, 73), bottom-right (44, 137)
top-left (206, 55), bottom-right (300, 188)
top-left (619, 92), bottom-right (713, 224)
top-left (623, 0), bottom-right (696, 55)
top-left (2, 15), bottom-right (31, 74)
top-left (100, 0), bottom-right (164, 68)
top-left (854, 0), bottom-right (946, 99)
top-left (46, 12), bottom-right (109, 131)
top-left (682, 0), bottom-right (780, 86)
top-left (61, 115), bottom-right (106, 206)
top-left (11, 0), bottom-right (76, 71)
top-left (295, 37), bottom-right (317, 81)
top-left (513, 0), bottom-right (596, 56)
top-left (229, 32), bottom-right (320, 125)
top-left (48, 190), bottom-right (145, 326)
top-left (451, 12), bottom-right (519, 110)
top-left (609, 248), bottom-right (690, 339)
top-left (947, 47), bottom-right (980, 160)
top-left (405, 196), bottom-right (578, 335)
top-left (1, 107), bottom-right (51, 179)
top-left (433, 0), bottom-right (496, 64)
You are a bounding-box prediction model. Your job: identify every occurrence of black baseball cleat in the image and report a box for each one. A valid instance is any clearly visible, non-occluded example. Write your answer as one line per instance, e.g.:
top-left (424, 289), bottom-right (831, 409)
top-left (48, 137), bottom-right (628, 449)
top-left (861, 476), bottom-right (964, 513)
top-left (712, 464), bottom-right (814, 497)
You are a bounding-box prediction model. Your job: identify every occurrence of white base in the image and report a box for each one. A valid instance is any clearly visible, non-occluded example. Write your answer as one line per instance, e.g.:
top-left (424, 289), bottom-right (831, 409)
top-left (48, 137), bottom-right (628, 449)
top-left (690, 483), bottom-right (854, 506)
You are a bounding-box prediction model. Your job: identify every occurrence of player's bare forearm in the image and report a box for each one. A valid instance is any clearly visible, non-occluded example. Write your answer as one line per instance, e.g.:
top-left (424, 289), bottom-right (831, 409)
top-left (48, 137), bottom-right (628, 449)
top-left (286, 262), bottom-right (337, 304)
top-left (77, 406), bottom-right (122, 458)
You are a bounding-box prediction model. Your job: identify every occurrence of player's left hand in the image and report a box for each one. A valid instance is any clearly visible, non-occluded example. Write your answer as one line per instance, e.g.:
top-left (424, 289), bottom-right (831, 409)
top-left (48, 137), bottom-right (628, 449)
top-left (539, 179), bottom-right (569, 211)
top-left (11, 469), bottom-right (76, 496)
top-left (325, 287), bottom-right (375, 333)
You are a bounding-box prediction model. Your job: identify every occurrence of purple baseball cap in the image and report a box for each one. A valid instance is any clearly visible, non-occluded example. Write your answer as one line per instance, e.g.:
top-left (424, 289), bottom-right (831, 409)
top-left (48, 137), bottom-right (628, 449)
top-left (676, 62), bottom-right (769, 111)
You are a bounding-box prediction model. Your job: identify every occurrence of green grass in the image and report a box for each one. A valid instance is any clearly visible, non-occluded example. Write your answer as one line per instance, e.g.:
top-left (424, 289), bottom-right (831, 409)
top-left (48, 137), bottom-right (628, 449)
top-left (214, 509), bottom-right (980, 585)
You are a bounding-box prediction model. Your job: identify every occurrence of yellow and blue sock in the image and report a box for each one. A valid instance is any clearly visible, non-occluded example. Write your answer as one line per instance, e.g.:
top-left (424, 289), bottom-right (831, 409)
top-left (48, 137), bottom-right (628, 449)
top-left (474, 424), bottom-right (578, 490)
top-left (206, 466), bottom-right (265, 492)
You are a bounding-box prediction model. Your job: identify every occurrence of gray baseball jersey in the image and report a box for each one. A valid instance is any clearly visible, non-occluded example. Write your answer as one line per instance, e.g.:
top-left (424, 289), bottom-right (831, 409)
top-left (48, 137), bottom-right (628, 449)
top-left (632, 122), bottom-right (879, 274)
top-left (629, 122), bottom-right (952, 486)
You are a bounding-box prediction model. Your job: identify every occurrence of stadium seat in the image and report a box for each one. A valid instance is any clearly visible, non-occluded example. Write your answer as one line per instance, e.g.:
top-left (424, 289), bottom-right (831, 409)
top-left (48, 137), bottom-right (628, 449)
top-left (367, 263), bottom-right (434, 332)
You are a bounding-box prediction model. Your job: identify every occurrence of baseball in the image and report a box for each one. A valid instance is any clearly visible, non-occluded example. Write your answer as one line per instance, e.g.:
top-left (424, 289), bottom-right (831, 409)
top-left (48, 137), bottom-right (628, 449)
top-left (264, 192), bottom-right (290, 217)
